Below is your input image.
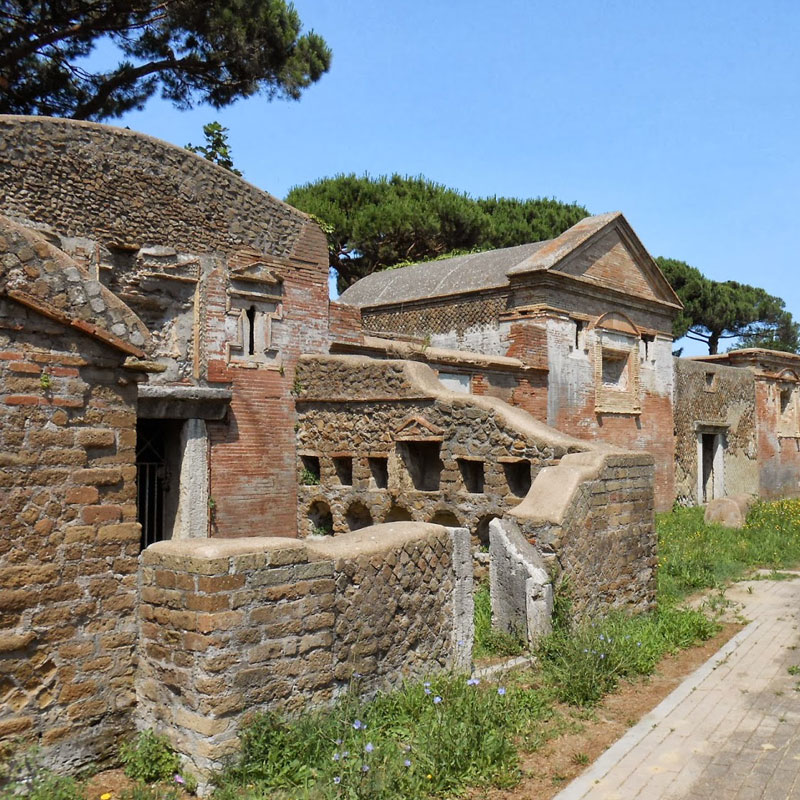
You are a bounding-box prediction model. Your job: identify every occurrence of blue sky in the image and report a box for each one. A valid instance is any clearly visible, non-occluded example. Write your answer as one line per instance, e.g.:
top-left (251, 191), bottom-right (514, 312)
top-left (110, 0), bottom-right (800, 356)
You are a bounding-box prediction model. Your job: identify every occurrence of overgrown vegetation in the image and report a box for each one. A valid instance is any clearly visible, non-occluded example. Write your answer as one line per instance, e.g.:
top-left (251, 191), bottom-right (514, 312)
top-left (658, 499), bottom-right (800, 603)
top-left (473, 581), bottom-right (526, 658)
top-left (211, 675), bottom-right (552, 800)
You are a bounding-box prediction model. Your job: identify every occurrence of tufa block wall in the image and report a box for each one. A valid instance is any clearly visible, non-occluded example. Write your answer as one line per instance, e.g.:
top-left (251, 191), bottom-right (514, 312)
top-left (0, 307), bottom-right (141, 769)
top-left (509, 450), bottom-right (657, 615)
top-left (136, 524), bottom-right (472, 778)
top-left (293, 355), bottom-right (585, 539)
top-left (673, 359), bottom-right (758, 506)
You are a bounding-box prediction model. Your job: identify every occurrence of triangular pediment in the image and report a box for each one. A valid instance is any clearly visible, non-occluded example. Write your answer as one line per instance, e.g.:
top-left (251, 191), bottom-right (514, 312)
top-left (230, 261), bottom-right (283, 285)
top-left (552, 221), bottom-right (680, 307)
top-left (394, 415), bottom-right (444, 441)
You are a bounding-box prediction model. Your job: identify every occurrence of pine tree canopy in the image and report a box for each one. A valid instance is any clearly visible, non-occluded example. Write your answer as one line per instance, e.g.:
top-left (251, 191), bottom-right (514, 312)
top-left (655, 257), bottom-right (798, 355)
top-left (0, 0), bottom-right (331, 120)
top-left (285, 173), bottom-right (589, 291)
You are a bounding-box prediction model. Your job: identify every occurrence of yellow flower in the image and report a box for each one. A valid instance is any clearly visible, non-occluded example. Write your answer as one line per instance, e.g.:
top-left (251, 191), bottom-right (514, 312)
top-left (100, 794), bottom-right (112, 800)
top-left (427, 774), bottom-right (433, 780)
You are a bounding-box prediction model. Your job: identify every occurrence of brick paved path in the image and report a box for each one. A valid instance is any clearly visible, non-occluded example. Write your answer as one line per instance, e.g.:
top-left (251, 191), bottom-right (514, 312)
top-left (554, 575), bottom-right (800, 800)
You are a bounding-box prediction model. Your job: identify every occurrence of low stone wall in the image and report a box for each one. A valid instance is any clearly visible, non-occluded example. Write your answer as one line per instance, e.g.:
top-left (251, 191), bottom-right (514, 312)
top-left (136, 523), bottom-right (472, 779)
top-left (511, 451), bottom-right (657, 615)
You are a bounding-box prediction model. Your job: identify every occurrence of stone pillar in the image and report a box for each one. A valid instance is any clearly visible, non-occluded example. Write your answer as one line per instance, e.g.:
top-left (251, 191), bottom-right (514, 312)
top-left (175, 418), bottom-right (209, 539)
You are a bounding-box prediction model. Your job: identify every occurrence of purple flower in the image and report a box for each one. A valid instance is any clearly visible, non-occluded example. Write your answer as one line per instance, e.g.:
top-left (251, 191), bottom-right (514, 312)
top-left (404, 759), bottom-right (412, 767)
top-left (342, 751), bottom-right (350, 758)
top-left (497, 687), bottom-right (506, 696)
top-left (365, 742), bottom-right (374, 753)
top-left (433, 695), bottom-right (442, 704)
top-left (424, 688), bottom-right (432, 695)
top-left (173, 774), bottom-right (185, 785)
top-left (361, 764), bottom-right (370, 773)
top-left (335, 738), bottom-right (343, 745)
top-left (467, 678), bottom-right (480, 686)
top-left (424, 682), bottom-right (431, 687)
top-left (353, 719), bottom-right (363, 730)
top-left (333, 776), bottom-right (341, 784)
top-left (333, 753), bottom-right (340, 761)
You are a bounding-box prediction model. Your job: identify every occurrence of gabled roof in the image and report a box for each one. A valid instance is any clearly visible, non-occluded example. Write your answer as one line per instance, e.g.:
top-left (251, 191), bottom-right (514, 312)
top-left (339, 212), bottom-right (682, 310)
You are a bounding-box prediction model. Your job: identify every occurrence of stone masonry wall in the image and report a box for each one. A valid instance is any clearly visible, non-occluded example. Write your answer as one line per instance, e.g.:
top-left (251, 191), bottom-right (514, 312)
top-left (136, 524), bottom-right (472, 779)
top-left (0, 116), bottom-right (309, 260)
top-left (510, 451), bottom-right (657, 615)
top-left (674, 359), bottom-right (758, 505)
top-left (293, 356), bottom-right (588, 541)
top-left (0, 302), bottom-right (141, 771)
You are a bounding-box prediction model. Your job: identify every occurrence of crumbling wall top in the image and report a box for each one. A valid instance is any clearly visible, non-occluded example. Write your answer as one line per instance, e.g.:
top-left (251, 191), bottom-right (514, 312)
top-left (0, 115), bottom-right (318, 261)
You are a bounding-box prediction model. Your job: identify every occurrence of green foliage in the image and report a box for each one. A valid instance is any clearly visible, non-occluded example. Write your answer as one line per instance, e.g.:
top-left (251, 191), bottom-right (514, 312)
top-left (212, 674), bottom-right (553, 799)
top-left (537, 606), bottom-right (717, 706)
top-left (656, 257), bottom-right (797, 355)
top-left (657, 500), bottom-right (800, 603)
top-left (0, 747), bottom-right (83, 800)
top-left (186, 122), bottom-right (242, 176)
top-left (39, 372), bottom-right (51, 390)
top-left (0, 0), bottom-right (331, 120)
top-left (310, 523), bottom-right (332, 536)
top-left (120, 730), bottom-right (181, 785)
top-left (300, 467), bottom-right (320, 486)
top-left (473, 582), bottom-right (526, 658)
top-left (286, 174), bottom-right (588, 291)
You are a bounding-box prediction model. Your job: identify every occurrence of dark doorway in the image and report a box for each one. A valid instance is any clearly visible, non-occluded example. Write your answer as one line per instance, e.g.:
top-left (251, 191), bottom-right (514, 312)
top-left (700, 432), bottom-right (725, 503)
top-left (136, 419), bottom-right (182, 550)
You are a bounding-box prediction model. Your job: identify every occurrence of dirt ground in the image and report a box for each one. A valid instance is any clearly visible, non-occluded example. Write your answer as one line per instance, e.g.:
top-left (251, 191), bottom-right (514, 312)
top-left (471, 622), bottom-right (742, 800)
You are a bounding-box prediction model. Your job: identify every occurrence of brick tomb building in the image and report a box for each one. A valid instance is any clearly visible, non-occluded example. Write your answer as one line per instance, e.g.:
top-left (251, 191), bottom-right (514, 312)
top-left (0, 116), bottom-right (797, 776)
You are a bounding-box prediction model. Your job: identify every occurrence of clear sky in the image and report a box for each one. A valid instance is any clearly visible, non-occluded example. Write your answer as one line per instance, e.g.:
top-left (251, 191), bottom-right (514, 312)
top-left (110, 0), bottom-right (800, 356)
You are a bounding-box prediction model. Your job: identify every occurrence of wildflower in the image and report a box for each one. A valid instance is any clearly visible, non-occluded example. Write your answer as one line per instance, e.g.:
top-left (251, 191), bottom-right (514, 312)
top-left (333, 776), bottom-right (341, 784)
top-left (100, 795), bottom-right (112, 800)
top-left (424, 682), bottom-right (431, 687)
top-left (353, 719), bottom-right (363, 730)
top-left (404, 759), bottom-right (412, 767)
top-left (424, 687), bottom-right (432, 695)
top-left (361, 764), bottom-right (370, 773)
top-left (467, 677), bottom-right (480, 686)
top-left (599, 634), bottom-right (605, 641)
top-left (433, 695), bottom-right (442, 704)
top-left (333, 752), bottom-right (340, 761)
top-left (343, 751), bottom-right (350, 758)
top-left (365, 742), bottom-right (374, 753)
top-left (174, 774), bottom-right (185, 785)
top-left (427, 773), bottom-right (433, 780)
top-left (403, 744), bottom-right (411, 752)
top-left (600, 653), bottom-right (606, 659)
top-left (637, 642), bottom-right (642, 647)
top-left (498, 687), bottom-right (506, 696)
top-left (335, 738), bottom-right (343, 745)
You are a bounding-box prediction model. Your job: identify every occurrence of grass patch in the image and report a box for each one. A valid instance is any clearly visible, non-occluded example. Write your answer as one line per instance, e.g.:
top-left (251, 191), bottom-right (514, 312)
top-left (537, 605), bottom-right (717, 706)
top-left (473, 581), bottom-right (526, 658)
top-left (657, 499), bottom-right (800, 603)
top-left (211, 675), bottom-right (555, 800)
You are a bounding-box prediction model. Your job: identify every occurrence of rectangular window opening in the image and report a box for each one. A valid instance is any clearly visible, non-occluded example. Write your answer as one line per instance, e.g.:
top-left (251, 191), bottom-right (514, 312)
top-left (503, 460), bottom-right (531, 498)
top-left (641, 334), bottom-right (655, 361)
top-left (300, 455), bottom-right (321, 485)
top-left (332, 456), bottom-right (353, 486)
top-left (602, 349), bottom-right (629, 390)
top-left (396, 441), bottom-right (442, 492)
top-left (368, 456), bottom-right (389, 489)
top-left (457, 458), bottom-right (485, 494)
